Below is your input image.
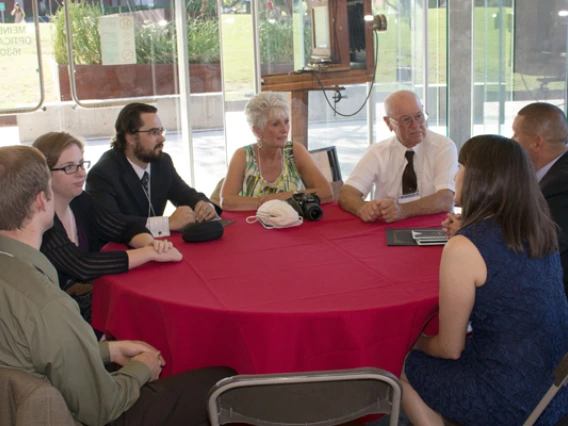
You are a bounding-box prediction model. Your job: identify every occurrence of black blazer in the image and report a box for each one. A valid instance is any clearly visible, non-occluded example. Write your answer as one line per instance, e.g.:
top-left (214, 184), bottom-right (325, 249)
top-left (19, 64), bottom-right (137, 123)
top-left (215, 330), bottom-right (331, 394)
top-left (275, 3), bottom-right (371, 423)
top-left (540, 151), bottom-right (568, 293)
top-left (85, 148), bottom-right (220, 228)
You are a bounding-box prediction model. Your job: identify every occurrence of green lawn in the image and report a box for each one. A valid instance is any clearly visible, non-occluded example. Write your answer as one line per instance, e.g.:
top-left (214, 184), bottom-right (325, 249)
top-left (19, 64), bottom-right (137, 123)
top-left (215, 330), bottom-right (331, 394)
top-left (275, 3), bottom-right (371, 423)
top-left (220, 15), bottom-right (255, 99)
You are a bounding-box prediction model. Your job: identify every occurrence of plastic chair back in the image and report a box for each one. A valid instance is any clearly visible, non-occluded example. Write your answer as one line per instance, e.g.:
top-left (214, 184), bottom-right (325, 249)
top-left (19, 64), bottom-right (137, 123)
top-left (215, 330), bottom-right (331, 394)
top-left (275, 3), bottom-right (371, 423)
top-left (208, 367), bottom-right (402, 426)
top-left (309, 146), bottom-right (343, 200)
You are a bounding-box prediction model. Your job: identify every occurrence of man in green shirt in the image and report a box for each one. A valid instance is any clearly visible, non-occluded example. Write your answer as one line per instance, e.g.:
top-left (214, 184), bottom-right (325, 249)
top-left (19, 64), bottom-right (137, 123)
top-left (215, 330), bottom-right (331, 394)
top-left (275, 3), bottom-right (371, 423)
top-left (0, 145), bottom-right (234, 426)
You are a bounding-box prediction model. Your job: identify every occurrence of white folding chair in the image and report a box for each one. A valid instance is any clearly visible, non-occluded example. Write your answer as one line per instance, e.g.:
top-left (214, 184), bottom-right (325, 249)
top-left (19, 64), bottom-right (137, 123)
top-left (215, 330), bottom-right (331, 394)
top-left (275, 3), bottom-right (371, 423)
top-left (523, 351), bottom-right (568, 426)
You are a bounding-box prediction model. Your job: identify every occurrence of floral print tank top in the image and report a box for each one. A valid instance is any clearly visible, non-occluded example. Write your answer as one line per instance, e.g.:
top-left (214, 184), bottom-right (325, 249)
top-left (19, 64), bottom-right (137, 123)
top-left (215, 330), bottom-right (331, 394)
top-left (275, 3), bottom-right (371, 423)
top-left (240, 141), bottom-right (306, 197)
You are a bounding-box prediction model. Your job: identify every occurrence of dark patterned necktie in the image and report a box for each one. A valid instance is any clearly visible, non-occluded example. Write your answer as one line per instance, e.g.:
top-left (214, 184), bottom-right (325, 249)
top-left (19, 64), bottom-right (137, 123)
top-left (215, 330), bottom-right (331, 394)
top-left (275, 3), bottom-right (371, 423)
top-left (141, 171), bottom-right (150, 195)
top-left (402, 151), bottom-right (417, 195)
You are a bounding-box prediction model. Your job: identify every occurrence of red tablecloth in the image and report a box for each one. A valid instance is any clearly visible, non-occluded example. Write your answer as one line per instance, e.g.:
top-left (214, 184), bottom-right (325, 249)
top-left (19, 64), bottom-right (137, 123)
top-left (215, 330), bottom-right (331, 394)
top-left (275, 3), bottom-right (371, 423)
top-left (92, 203), bottom-right (444, 377)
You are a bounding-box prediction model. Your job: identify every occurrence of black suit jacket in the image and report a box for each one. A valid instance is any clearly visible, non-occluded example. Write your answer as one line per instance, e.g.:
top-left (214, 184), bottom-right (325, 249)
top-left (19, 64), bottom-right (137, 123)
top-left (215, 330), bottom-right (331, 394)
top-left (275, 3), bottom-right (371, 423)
top-left (540, 151), bottom-right (568, 293)
top-left (86, 148), bottom-right (220, 228)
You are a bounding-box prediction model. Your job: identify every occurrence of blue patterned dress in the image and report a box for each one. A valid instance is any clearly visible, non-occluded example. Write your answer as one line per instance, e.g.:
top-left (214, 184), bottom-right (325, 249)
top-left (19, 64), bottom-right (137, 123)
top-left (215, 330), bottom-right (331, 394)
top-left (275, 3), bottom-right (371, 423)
top-left (405, 219), bottom-right (568, 425)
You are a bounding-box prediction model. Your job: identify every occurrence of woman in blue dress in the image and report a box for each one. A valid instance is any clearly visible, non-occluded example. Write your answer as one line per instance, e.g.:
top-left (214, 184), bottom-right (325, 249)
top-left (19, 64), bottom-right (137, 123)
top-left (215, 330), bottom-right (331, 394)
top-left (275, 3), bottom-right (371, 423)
top-left (402, 135), bottom-right (568, 425)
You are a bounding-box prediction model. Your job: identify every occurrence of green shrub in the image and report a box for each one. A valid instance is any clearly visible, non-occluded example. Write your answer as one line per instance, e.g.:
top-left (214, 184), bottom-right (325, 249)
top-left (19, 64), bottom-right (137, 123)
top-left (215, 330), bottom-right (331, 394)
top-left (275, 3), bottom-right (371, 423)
top-left (258, 16), bottom-right (312, 65)
top-left (53, 2), bottom-right (103, 64)
top-left (259, 18), bottom-right (293, 64)
top-left (188, 16), bottom-right (221, 63)
top-left (136, 21), bottom-right (176, 64)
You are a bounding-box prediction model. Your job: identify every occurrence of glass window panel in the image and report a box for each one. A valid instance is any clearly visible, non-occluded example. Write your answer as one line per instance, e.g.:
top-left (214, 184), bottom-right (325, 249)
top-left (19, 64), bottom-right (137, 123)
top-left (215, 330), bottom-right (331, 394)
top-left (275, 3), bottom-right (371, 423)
top-left (426, 1), bottom-right (447, 131)
top-left (189, 3), bottom-right (226, 198)
top-left (0, 19), bottom-right (44, 113)
top-left (472, 0), bottom-right (567, 138)
top-left (219, 5), bottom-right (255, 169)
top-left (3, 1), bottom-right (227, 215)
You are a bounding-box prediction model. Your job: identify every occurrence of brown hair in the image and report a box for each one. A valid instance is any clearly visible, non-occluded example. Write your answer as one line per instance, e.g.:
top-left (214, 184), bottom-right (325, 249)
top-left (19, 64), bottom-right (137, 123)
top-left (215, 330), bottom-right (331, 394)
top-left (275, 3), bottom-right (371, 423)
top-left (458, 134), bottom-right (557, 258)
top-left (112, 103), bottom-right (158, 150)
top-left (32, 131), bottom-right (84, 168)
top-left (517, 102), bottom-right (568, 147)
top-left (0, 146), bottom-right (51, 231)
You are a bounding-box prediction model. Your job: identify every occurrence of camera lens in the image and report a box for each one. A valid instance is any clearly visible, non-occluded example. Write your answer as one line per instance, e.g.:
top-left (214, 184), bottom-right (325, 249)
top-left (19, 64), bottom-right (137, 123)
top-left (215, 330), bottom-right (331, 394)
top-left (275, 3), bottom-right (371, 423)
top-left (305, 205), bottom-right (323, 221)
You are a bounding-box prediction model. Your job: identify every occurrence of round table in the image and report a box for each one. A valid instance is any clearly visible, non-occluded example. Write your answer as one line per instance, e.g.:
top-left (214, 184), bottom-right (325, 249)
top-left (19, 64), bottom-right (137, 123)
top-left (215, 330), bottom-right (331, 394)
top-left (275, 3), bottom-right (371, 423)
top-left (92, 203), bottom-right (444, 377)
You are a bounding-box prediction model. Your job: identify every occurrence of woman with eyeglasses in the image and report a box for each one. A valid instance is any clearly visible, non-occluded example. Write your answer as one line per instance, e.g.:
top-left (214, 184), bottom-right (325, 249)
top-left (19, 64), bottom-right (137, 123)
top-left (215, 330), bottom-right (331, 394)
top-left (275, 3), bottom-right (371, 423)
top-left (33, 132), bottom-right (182, 322)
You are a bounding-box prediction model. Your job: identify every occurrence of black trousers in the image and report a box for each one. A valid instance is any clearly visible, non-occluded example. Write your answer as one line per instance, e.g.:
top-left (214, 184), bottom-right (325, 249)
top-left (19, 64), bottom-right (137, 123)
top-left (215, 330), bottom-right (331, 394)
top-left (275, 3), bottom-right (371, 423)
top-left (109, 366), bottom-right (236, 426)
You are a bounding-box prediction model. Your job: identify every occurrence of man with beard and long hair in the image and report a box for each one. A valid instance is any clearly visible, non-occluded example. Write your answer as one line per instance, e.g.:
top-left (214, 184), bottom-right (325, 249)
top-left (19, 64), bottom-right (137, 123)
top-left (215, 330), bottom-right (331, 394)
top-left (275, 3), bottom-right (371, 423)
top-left (86, 103), bottom-right (221, 238)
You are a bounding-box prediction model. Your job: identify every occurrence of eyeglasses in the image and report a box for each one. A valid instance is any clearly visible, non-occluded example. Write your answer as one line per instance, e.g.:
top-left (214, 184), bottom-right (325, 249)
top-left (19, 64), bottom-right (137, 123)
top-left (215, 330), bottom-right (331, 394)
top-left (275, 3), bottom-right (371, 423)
top-left (133, 128), bottom-right (166, 137)
top-left (51, 161), bottom-right (91, 175)
top-left (388, 112), bottom-right (429, 127)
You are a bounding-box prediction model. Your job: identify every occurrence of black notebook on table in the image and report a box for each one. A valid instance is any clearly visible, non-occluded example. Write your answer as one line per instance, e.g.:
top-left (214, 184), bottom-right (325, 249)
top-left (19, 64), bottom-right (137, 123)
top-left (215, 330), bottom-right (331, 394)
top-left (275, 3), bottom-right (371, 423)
top-left (386, 228), bottom-right (447, 246)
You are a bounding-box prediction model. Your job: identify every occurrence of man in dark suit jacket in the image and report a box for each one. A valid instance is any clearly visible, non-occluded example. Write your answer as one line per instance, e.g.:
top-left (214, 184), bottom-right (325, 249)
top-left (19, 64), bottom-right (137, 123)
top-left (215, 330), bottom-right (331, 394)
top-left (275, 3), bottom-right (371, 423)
top-left (512, 102), bottom-right (568, 294)
top-left (86, 103), bottom-right (221, 238)
top-left (443, 102), bottom-right (568, 295)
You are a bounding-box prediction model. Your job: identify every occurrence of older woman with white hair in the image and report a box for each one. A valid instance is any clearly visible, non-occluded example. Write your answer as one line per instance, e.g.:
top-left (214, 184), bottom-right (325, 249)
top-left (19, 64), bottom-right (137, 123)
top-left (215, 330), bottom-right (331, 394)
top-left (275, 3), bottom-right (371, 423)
top-left (220, 92), bottom-right (332, 211)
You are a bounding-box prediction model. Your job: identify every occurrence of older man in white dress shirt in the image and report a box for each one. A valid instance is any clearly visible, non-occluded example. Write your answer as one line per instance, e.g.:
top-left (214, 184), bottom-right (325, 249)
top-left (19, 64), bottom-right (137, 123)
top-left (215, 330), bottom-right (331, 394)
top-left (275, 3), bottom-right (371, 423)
top-left (339, 90), bottom-right (458, 223)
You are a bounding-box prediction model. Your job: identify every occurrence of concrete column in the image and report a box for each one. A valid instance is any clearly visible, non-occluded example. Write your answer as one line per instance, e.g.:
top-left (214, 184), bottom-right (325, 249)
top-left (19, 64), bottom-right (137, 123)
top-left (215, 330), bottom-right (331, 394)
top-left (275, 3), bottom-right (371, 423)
top-left (448, 0), bottom-right (473, 149)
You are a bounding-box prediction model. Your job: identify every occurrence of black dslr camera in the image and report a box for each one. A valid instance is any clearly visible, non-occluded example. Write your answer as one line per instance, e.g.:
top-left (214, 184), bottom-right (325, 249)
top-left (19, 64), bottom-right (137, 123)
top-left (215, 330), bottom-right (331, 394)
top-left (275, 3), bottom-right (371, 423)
top-left (287, 193), bottom-right (323, 221)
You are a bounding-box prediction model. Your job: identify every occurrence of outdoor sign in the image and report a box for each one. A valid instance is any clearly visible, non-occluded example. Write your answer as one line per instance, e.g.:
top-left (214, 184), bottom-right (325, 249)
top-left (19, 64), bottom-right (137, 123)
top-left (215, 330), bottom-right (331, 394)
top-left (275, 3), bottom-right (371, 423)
top-left (98, 15), bottom-right (136, 66)
top-left (0, 22), bottom-right (33, 57)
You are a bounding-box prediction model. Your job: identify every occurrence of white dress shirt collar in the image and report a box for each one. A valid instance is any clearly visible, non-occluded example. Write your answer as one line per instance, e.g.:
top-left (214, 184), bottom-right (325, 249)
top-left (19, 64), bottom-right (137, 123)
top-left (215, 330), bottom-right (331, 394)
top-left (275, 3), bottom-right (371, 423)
top-left (536, 152), bottom-right (565, 182)
top-left (126, 158), bottom-right (151, 180)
